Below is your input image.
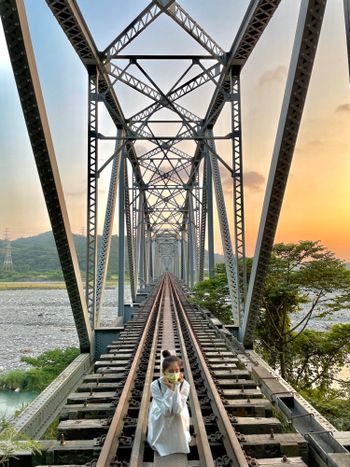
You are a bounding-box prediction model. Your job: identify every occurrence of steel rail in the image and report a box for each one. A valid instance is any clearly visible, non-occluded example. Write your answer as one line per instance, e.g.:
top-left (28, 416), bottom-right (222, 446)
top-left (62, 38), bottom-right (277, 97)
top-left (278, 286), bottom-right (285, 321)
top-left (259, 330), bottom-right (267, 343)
top-left (96, 277), bottom-right (166, 466)
top-left (169, 276), bottom-right (249, 466)
top-left (168, 275), bottom-right (215, 465)
top-left (96, 273), bottom-right (217, 466)
top-left (128, 277), bottom-right (164, 466)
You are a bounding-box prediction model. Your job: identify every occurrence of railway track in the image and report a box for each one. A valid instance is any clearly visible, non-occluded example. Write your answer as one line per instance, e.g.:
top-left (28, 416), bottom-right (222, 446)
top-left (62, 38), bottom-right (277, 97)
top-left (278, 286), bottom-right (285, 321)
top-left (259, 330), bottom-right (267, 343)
top-left (34, 274), bottom-right (309, 467)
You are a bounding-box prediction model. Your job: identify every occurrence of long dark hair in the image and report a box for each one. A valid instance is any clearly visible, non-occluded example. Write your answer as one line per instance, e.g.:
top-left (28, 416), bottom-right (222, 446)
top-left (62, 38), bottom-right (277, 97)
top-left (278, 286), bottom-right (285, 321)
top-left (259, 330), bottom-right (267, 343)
top-left (162, 349), bottom-right (181, 372)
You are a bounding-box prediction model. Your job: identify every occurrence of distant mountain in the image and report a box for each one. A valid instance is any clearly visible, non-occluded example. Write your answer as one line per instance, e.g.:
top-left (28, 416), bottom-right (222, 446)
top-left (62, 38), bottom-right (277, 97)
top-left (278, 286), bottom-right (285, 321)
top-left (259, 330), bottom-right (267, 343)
top-left (0, 231), bottom-right (120, 274)
top-left (0, 231), bottom-right (224, 275)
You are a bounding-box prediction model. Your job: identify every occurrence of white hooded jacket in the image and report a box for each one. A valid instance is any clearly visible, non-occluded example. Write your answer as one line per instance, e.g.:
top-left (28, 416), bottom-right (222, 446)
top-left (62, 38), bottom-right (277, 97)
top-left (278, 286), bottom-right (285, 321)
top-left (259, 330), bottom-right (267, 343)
top-left (147, 377), bottom-right (191, 456)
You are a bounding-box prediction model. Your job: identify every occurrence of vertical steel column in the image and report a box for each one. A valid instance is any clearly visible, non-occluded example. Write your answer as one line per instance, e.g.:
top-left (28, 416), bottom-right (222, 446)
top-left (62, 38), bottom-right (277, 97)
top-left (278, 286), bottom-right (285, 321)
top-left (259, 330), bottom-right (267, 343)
top-left (154, 239), bottom-right (159, 278)
top-left (135, 194), bottom-right (142, 291)
top-left (180, 229), bottom-right (185, 280)
top-left (148, 231), bottom-right (153, 282)
top-left (118, 150), bottom-right (125, 319)
top-left (207, 128), bottom-right (240, 325)
top-left (173, 240), bottom-right (177, 277)
top-left (86, 66), bottom-right (99, 327)
top-left (185, 221), bottom-right (190, 286)
top-left (199, 156), bottom-right (207, 282)
top-left (188, 198), bottom-right (195, 288)
top-left (132, 174), bottom-right (138, 286)
top-left (144, 226), bottom-right (149, 286)
top-left (194, 171), bottom-right (201, 282)
top-left (177, 238), bottom-right (181, 278)
top-left (142, 217), bottom-right (147, 284)
top-left (231, 70), bottom-right (247, 310)
top-left (124, 159), bottom-right (136, 302)
top-left (95, 129), bottom-right (123, 323)
top-left (206, 146), bottom-right (215, 278)
top-left (139, 202), bottom-right (145, 289)
top-left (184, 229), bottom-right (189, 285)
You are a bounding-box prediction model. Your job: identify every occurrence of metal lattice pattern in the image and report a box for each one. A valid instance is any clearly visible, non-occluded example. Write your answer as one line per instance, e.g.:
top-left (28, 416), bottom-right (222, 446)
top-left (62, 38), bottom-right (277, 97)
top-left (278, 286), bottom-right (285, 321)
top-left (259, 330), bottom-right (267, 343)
top-left (1, 0), bottom-right (328, 348)
top-left (96, 131), bottom-right (123, 321)
top-left (231, 73), bottom-right (247, 313)
top-left (207, 130), bottom-right (240, 325)
top-left (86, 71), bottom-right (99, 326)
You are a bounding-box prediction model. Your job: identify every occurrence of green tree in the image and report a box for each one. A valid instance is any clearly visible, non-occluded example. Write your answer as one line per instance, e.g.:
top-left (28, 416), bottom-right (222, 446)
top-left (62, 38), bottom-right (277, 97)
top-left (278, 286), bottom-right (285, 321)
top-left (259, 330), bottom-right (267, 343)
top-left (192, 241), bottom-right (350, 430)
top-left (192, 263), bottom-right (232, 323)
top-left (301, 388), bottom-right (350, 431)
top-left (257, 241), bottom-right (350, 379)
top-left (287, 324), bottom-right (350, 391)
top-left (192, 241), bottom-right (350, 387)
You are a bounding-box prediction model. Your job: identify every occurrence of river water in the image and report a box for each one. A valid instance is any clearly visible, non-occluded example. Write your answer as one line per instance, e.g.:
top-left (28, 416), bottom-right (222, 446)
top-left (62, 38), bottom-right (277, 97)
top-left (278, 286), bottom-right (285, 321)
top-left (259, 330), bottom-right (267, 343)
top-left (0, 287), bottom-right (349, 418)
top-left (0, 390), bottom-right (38, 419)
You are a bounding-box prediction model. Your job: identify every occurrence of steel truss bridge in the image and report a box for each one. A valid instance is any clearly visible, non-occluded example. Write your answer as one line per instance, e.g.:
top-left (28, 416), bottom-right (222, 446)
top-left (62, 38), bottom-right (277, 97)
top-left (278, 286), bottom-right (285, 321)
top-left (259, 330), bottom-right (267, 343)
top-left (1, 0), bottom-right (350, 465)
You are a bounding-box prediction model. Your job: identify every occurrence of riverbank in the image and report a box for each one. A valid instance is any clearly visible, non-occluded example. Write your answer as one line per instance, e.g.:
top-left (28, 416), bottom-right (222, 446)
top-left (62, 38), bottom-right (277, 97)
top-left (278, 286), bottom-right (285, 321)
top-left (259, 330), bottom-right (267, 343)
top-left (0, 287), bottom-right (131, 373)
top-left (0, 281), bottom-right (124, 290)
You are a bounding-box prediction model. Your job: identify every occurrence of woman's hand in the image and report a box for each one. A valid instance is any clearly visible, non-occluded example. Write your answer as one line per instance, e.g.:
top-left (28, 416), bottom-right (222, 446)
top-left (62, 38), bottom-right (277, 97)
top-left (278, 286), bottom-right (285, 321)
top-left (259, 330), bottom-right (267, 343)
top-left (163, 379), bottom-right (175, 391)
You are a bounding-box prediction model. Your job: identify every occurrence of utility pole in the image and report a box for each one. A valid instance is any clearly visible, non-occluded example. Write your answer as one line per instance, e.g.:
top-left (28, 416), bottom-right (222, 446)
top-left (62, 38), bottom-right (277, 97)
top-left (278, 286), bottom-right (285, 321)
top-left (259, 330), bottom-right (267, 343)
top-left (2, 229), bottom-right (14, 272)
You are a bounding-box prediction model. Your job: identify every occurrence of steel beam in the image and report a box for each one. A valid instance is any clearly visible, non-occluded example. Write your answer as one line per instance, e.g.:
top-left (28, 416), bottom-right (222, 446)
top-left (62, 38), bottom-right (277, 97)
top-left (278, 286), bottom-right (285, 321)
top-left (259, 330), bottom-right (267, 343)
top-left (0, 0), bottom-right (91, 351)
top-left (207, 129), bottom-right (240, 325)
top-left (86, 67), bottom-right (99, 327)
top-left (118, 151), bottom-right (126, 320)
top-left (148, 231), bottom-right (154, 282)
top-left (194, 172), bottom-right (201, 282)
top-left (181, 1), bottom-right (282, 221)
top-left (45, 0), bottom-right (147, 211)
top-left (231, 72), bottom-right (247, 309)
top-left (104, 2), bottom-right (167, 59)
top-left (180, 229), bottom-right (185, 280)
top-left (129, 62), bottom-right (221, 124)
top-left (164, 1), bottom-right (224, 60)
top-left (135, 195), bottom-right (143, 290)
top-left (10, 354), bottom-right (91, 438)
top-left (109, 64), bottom-right (202, 126)
top-left (198, 157), bottom-right (207, 282)
top-left (111, 54), bottom-right (217, 60)
top-left (139, 204), bottom-right (146, 290)
top-left (206, 147), bottom-right (215, 278)
top-left (240, 0), bottom-right (327, 347)
top-left (204, 0), bottom-right (282, 127)
top-left (187, 197), bottom-right (195, 288)
top-left (124, 160), bottom-right (136, 302)
top-left (96, 130), bottom-right (124, 323)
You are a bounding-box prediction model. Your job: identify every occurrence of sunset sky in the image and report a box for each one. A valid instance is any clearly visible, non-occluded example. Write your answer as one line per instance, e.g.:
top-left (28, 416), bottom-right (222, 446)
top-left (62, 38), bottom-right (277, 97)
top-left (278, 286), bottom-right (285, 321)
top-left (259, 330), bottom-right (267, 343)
top-left (1, 0), bottom-right (350, 260)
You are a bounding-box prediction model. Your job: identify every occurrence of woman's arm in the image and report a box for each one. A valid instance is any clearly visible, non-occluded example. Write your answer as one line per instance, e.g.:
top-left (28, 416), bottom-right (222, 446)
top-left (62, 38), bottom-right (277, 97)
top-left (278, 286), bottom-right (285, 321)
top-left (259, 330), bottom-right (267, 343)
top-left (172, 380), bottom-right (190, 414)
top-left (150, 380), bottom-right (175, 416)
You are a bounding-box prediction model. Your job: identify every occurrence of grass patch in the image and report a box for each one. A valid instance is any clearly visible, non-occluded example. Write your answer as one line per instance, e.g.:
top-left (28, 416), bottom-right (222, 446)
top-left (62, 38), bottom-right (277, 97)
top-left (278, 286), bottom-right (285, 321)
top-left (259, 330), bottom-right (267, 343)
top-left (41, 417), bottom-right (60, 440)
top-left (0, 282), bottom-right (66, 290)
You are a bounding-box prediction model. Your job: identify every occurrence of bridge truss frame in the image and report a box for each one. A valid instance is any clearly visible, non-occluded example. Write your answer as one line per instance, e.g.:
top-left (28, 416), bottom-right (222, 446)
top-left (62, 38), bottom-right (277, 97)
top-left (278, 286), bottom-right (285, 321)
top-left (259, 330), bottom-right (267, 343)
top-left (1, 0), bottom-right (330, 353)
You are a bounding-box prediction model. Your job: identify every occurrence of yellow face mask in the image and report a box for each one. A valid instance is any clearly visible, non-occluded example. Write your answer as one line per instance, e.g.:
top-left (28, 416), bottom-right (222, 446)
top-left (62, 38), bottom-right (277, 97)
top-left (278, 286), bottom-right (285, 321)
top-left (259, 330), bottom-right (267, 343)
top-left (165, 372), bottom-right (180, 383)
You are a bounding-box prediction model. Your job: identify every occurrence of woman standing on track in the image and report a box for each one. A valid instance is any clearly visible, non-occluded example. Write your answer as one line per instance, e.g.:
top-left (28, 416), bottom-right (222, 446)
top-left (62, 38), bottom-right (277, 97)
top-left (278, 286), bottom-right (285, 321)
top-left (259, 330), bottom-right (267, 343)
top-left (147, 350), bottom-right (191, 456)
